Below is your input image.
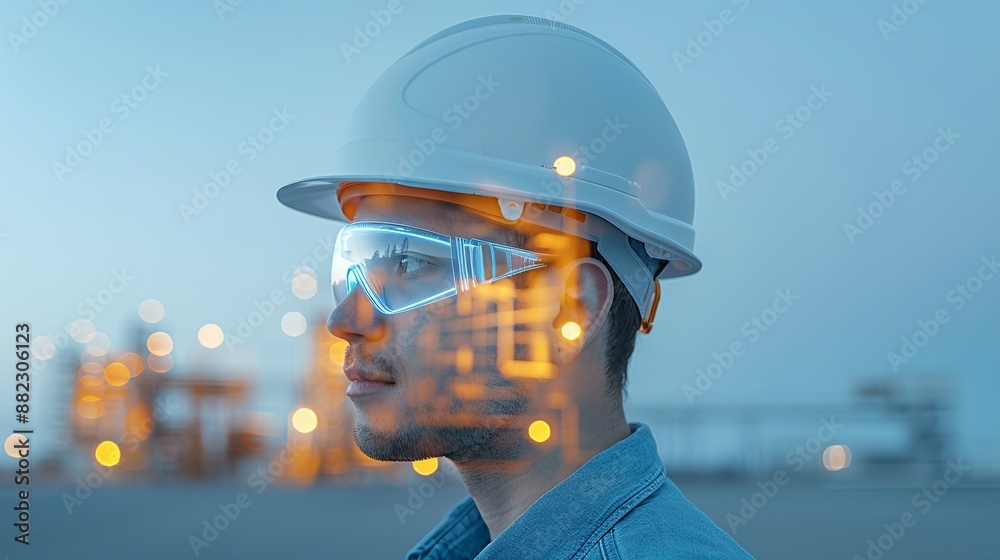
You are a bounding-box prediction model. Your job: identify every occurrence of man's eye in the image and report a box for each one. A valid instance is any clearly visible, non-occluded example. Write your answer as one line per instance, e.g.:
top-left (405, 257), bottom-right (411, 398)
top-left (398, 255), bottom-right (433, 277)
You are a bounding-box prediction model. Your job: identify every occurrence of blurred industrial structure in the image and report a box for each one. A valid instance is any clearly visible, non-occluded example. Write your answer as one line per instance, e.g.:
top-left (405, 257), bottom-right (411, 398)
top-left (634, 373), bottom-right (955, 482)
top-left (43, 317), bottom-right (416, 484)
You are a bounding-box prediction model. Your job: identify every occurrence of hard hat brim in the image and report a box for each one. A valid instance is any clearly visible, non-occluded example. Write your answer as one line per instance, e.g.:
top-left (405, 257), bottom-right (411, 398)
top-left (276, 170), bottom-right (703, 280)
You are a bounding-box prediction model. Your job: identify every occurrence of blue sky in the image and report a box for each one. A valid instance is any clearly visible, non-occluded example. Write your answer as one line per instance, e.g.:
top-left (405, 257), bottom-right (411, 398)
top-left (2, 0), bottom-right (997, 468)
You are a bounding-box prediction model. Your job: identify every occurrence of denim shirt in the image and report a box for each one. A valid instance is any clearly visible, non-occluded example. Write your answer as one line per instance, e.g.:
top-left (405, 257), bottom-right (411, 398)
top-left (405, 422), bottom-right (755, 559)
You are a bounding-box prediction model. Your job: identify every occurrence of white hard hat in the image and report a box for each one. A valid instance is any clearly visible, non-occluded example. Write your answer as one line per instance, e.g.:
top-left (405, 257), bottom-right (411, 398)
top-left (277, 14), bottom-right (701, 333)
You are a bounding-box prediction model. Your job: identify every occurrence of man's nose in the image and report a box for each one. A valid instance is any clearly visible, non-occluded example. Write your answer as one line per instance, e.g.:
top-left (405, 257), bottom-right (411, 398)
top-left (327, 285), bottom-right (387, 342)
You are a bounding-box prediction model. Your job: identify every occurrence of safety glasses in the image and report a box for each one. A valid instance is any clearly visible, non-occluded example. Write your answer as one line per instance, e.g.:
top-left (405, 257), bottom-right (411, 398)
top-left (332, 221), bottom-right (550, 315)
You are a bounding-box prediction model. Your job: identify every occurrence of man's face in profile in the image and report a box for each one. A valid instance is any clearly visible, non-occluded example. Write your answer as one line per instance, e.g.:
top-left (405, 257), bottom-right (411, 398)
top-left (327, 194), bottom-right (562, 464)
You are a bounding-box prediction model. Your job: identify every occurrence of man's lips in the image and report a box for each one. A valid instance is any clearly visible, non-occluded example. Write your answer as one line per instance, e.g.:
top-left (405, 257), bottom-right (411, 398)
top-left (343, 365), bottom-right (395, 385)
top-left (343, 365), bottom-right (396, 398)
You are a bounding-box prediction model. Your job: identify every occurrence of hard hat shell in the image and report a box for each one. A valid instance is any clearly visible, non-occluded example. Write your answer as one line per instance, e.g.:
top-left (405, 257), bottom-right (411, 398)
top-left (277, 14), bottom-right (702, 326)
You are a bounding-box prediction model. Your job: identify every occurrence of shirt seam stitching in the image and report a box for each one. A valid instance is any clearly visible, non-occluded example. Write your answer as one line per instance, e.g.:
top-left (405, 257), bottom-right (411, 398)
top-left (570, 468), bottom-right (666, 560)
top-left (606, 527), bottom-right (622, 560)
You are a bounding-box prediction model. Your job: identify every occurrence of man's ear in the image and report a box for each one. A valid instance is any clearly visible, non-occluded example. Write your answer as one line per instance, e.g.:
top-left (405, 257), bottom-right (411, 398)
top-left (550, 257), bottom-right (614, 365)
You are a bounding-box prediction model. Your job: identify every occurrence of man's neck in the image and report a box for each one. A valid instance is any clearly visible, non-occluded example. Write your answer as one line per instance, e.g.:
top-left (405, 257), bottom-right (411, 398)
top-left (451, 407), bottom-right (631, 541)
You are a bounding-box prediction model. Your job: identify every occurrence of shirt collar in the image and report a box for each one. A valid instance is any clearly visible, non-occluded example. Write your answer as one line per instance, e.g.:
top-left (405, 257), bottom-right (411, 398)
top-left (406, 422), bottom-right (665, 559)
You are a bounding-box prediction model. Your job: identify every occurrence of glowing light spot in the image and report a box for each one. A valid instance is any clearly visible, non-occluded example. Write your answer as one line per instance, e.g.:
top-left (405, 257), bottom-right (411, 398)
top-left (70, 319), bottom-right (96, 343)
top-left (80, 362), bottom-right (103, 375)
top-left (95, 441), bottom-right (121, 467)
top-left (32, 336), bottom-right (57, 360)
top-left (147, 353), bottom-right (173, 373)
top-left (119, 352), bottom-right (145, 377)
top-left (138, 299), bottom-right (165, 323)
top-left (198, 324), bottom-right (224, 349)
top-left (85, 332), bottom-right (111, 357)
top-left (147, 332), bottom-right (173, 356)
top-left (292, 407), bottom-right (318, 433)
top-left (104, 362), bottom-right (131, 387)
top-left (553, 155), bottom-right (577, 176)
top-left (291, 268), bottom-right (318, 300)
top-left (528, 420), bottom-right (551, 443)
top-left (823, 445), bottom-right (852, 471)
top-left (561, 321), bottom-right (582, 341)
top-left (78, 396), bottom-right (105, 419)
top-left (412, 457), bottom-right (439, 476)
top-left (328, 340), bottom-right (347, 366)
top-left (76, 383), bottom-right (104, 400)
top-left (79, 373), bottom-right (104, 387)
top-left (5, 434), bottom-right (26, 458)
top-left (281, 312), bottom-right (307, 337)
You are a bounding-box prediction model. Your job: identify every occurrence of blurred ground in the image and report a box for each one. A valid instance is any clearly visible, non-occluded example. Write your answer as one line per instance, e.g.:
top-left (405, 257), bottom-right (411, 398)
top-left (6, 478), bottom-right (996, 559)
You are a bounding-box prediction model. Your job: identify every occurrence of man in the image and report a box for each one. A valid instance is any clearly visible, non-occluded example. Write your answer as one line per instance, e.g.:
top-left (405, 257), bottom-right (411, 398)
top-left (277, 14), bottom-right (755, 559)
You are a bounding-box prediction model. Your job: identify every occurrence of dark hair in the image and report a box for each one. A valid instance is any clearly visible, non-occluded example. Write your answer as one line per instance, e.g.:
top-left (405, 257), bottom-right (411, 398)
top-left (589, 241), bottom-right (642, 399)
top-left (501, 229), bottom-right (644, 400)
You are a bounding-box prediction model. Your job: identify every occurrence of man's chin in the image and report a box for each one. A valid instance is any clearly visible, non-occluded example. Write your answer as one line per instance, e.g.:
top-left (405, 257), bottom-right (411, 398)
top-left (353, 419), bottom-right (525, 464)
top-left (353, 421), bottom-right (439, 462)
